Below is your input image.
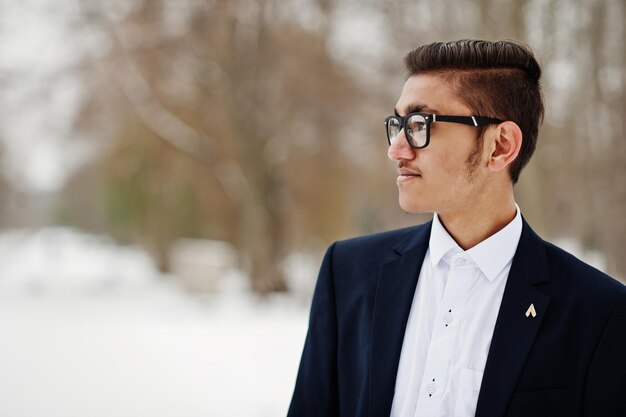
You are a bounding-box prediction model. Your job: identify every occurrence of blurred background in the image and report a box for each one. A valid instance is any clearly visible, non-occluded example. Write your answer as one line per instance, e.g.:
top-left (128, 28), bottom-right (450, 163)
top-left (0, 0), bottom-right (624, 416)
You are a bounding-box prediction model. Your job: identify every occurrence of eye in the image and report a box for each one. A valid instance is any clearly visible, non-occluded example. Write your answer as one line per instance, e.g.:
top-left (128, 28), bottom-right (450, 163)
top-left (407, 114), bottom-right (427, 131)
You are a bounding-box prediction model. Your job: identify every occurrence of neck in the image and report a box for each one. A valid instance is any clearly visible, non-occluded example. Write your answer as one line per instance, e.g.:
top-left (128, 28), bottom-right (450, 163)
top-left (437, 190), bottom-right (517, 251)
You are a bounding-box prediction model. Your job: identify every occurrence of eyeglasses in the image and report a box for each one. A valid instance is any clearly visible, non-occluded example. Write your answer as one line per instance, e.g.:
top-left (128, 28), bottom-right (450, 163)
top-left (384, 112), bottom-right (503, 149)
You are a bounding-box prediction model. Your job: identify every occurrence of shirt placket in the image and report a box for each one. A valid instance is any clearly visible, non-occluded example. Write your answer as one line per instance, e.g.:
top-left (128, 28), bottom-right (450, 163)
top-left (413, 253), bottom-right (479, 416)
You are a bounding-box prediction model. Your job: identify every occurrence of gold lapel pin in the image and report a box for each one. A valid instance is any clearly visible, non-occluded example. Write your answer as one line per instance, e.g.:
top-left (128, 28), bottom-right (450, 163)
top-left (525, 303), bottom-right (537, 318)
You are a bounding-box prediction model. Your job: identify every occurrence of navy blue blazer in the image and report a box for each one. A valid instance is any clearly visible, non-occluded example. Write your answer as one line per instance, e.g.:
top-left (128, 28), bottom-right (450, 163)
top-left (288, 219), bottom-right (626, 417)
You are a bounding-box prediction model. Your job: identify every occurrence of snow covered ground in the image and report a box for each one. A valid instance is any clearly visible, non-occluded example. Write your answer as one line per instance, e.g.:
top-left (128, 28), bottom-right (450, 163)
top-left (0, 228), bottom-right (310, 417)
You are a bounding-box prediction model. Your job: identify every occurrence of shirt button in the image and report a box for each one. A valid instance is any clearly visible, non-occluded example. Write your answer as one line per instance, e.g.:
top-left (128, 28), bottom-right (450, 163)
top-left (455, 257), bottom-right (466, 266)
top-left (444, 313), bottom-right (454, 324)
top-left (426, 383), bottom-right (436, 394)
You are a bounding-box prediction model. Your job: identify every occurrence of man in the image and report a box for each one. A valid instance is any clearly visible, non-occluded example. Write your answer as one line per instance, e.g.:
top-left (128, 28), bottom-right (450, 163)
top-left (287, 40), bottom-right (626, 417)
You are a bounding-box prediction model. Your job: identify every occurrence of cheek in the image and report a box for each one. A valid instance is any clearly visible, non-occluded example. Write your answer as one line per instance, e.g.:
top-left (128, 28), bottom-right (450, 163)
top-left (428, 152), bottom-right (460, 179)
top-left (429, 136), bottom-right (477, 176)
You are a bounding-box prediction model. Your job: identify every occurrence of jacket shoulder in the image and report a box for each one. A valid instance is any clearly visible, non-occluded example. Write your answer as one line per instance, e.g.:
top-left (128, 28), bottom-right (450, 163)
top-left (326, 222), bottom-right (430, 272)
top-left (334, 223), bottom-right (426, 252)
top-left (543, 240), bottom-right (626, 301)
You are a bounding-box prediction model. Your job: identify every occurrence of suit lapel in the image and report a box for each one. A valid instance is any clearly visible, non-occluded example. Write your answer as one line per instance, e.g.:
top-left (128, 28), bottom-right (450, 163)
top-left (368, 222), bottom-right (431, 417)
top-left (474, 219), bottom-right (551, 417)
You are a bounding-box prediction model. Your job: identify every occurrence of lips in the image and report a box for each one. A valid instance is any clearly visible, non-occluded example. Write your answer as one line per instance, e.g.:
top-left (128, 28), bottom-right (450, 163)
top-left (397, 167), bottom-right (422, 185)
top-left (398, 168), bottom-right (422, 177)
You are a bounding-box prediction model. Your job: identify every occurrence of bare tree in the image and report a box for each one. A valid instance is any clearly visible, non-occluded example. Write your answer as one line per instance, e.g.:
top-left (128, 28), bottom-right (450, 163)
top-left (57, 0), bottom-right (626, 291)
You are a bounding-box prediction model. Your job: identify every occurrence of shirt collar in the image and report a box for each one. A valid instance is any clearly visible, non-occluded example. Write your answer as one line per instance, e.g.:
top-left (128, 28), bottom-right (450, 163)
top-left (429, 204), bottom-right (523, 282)
top-left (429, 213), bottom-right (462, 268)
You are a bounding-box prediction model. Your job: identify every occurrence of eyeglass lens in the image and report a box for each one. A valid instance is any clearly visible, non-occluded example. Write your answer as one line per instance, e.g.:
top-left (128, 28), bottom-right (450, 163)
top-left (387, 114), bottom-right (428, 148)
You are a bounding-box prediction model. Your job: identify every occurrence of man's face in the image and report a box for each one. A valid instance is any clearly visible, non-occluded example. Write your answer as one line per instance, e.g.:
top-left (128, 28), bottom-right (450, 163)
top-left (388, 73), bottom-right (490, 216)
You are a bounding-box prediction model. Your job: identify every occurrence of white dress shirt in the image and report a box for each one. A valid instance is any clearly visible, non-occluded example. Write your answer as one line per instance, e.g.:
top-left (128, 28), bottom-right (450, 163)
top-left (390, 207), bottom-right (523, 417)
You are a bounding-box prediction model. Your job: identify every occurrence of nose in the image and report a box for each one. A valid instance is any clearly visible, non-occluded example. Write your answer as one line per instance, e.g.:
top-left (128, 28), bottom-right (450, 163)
top-left (387, 130), bottom-right (416, 161)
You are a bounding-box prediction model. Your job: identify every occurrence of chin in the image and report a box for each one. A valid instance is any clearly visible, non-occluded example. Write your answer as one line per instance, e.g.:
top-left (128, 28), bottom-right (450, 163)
top-left (398, 196), bottom-right (431, 214)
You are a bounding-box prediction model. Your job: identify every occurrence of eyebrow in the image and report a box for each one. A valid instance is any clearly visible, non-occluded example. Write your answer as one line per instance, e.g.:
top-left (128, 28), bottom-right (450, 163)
top-left (394, 103), bottom-right (439, 117)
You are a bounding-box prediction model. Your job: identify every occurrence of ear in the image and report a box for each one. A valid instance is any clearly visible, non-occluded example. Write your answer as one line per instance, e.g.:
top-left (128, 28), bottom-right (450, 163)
top-left (488, 121), bottom-right (522, 174)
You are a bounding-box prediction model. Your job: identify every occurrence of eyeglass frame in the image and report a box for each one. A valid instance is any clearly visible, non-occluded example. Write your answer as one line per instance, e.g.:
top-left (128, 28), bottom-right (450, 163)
top-left (384, 112), bottom-right (503, 149)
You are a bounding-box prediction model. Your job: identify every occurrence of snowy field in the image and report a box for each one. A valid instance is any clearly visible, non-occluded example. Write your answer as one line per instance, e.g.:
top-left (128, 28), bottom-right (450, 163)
top-left (0, 228), bottom-right (311, 417)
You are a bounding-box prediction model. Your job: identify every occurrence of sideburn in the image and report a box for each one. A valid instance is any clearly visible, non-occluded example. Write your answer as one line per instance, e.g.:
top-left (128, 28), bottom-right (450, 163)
top-left (464, 127), bottom-right (486, 181)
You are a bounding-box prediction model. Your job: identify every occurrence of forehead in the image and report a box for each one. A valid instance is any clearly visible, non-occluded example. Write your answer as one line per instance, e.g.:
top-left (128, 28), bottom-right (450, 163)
top-left (395, 73), bottom-right (471, 116)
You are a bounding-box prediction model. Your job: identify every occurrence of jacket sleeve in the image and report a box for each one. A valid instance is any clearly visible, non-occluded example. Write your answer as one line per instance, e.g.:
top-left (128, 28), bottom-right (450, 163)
top-left (583, 294), bottom-right (626, 417)
top-left (287, 242), bottom-right (339, 417)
